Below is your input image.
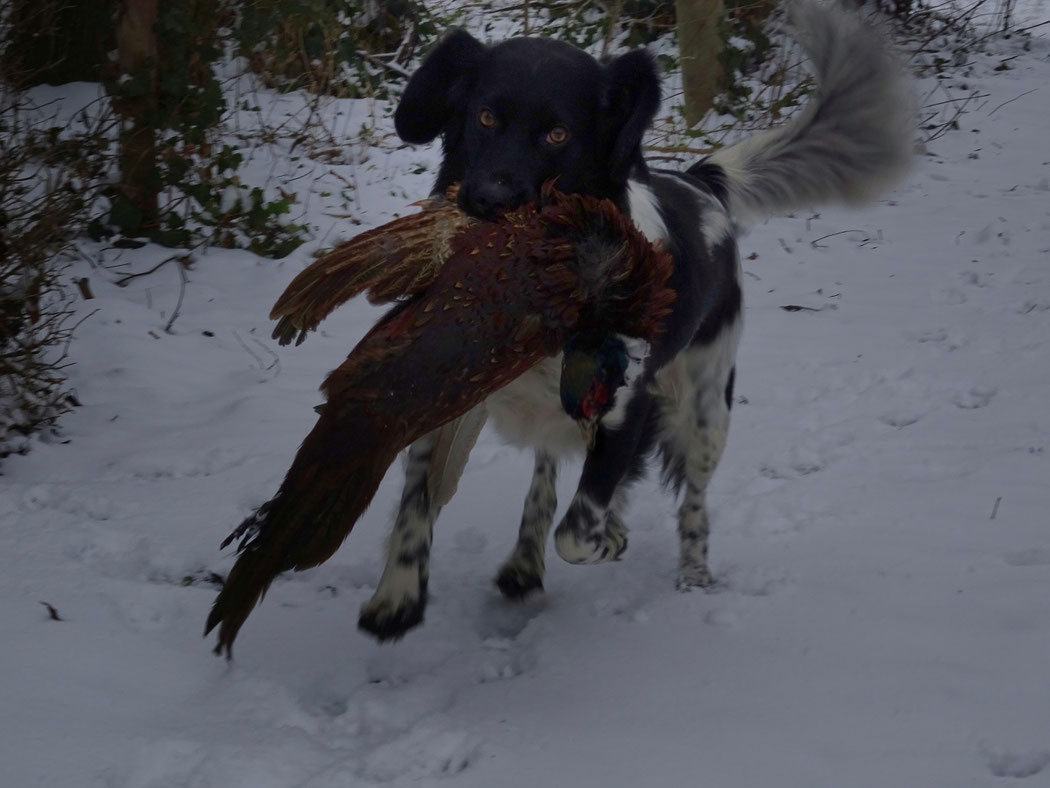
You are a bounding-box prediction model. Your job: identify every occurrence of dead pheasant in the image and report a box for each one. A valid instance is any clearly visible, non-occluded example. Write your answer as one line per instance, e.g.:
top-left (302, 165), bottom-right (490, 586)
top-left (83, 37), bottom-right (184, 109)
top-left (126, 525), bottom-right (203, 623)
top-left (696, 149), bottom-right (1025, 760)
top-left (205, 185), bottom-right (675, 657)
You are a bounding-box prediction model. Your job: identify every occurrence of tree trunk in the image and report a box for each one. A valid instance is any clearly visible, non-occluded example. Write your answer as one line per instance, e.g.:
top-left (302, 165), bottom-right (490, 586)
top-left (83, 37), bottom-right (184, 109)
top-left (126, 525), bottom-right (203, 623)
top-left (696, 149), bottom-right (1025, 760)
top-left (675, 0), bottom-right (725, 128)
top-left (113, 0), bottom-right (160, 232)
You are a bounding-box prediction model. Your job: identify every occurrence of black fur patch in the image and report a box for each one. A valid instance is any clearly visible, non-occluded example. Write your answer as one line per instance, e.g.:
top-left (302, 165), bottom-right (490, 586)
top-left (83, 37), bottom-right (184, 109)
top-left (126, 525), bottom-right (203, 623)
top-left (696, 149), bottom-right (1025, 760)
top-left (685, 159), bottom-right (730, 207)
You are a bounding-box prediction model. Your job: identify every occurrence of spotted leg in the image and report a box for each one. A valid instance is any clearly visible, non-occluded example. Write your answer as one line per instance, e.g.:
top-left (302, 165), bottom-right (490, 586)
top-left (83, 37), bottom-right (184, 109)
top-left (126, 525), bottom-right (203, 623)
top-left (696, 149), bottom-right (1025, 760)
top-left (496, 451), bottom-right (557, 598)
top-left (657, 344), bottom-right (737, 589)
top-left (358, 434), bottom-right (439, 640)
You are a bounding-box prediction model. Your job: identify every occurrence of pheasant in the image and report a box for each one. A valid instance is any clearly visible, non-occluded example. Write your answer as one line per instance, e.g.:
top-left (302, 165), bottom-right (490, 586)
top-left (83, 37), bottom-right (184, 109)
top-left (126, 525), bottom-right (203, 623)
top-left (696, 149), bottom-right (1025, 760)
top-left (204, 184), bottom-right (676, 657)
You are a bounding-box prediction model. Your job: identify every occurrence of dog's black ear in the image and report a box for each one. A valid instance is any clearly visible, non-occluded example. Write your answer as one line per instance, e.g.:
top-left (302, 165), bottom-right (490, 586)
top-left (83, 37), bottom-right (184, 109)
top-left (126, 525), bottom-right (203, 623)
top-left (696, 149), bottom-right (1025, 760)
top-left (602, 50), bottom-right (661, 179)
top-left (395, 30), bottom-right (486, 144)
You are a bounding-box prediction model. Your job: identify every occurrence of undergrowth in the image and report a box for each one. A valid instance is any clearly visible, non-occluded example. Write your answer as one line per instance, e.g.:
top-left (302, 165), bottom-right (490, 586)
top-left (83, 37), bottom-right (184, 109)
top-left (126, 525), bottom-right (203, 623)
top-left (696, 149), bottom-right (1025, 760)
top-left (0, 88), bottom-right (110, 458)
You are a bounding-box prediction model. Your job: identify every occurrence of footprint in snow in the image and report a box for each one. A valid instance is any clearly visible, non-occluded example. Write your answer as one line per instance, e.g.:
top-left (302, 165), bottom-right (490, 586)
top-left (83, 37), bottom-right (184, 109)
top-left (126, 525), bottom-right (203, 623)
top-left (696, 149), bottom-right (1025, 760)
top-left (879, 405), bottom-right (927, 428)
top-left (984, 748), bottom-right (1050, 779)
top-left (21, 484), bottom-right (119, 521)
top-left (958, 270), bottom-right (991, 288)
top-left (930, 286), bottom-right (968, 306)
top-left (952, 386), bottom-right (996, 409)
top-left (474, 591), bottom-right (545, 641)
top-left (477, 635), bottom-right (539, 682)
top-left (906, 327), bottom-right (968, 352)
top-left (1011, 266), bottom-right (1045, 286)
top-left (107, 585), bottom-right (184, 632)
top-left (719, 563), bottom-right (796, 598)
top-left (333, 680), bottom-right (456, 740)
top-left (974, 223), bottom-right (995, 244)
top-left (1016, 298), bottom-right (1050, 315)
top-left (360, 725), bottom-right (480, 782)
top-left (120, 738), bottom-right (207, 788)
top-left (470, 595), bottom-right (545, 682)
top-left (759, 440), bottom-right (836, 478)
top-left (881, 455), bottom-right (980, 483)
top-left (125, 447), bottom-right (249, 480)
top-left (1004, 548), bottom-right (1050, 568)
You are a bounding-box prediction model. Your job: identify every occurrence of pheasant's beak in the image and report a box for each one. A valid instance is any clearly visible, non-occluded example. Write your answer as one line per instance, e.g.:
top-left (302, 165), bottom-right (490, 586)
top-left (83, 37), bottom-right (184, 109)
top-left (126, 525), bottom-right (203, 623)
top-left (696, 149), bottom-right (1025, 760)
top-left (577, 417), bottom-right (598, 450)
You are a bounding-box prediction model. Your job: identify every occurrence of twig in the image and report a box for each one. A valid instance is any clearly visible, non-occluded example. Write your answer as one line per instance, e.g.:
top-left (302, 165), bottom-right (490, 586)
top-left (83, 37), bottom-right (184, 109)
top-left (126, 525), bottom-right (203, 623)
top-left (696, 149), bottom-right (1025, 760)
top-left (644, 143), bottom-right (717, 156)
top-left (479, 0), bottom-right (579, 12)
top-left (987, 88), bottom-right (1039, 118)
top-left (990, 496), bottom-right (1002, 520)
top-left (40, 602), bottom-right (63, 621)
top-left (359, 51), bottom-right (412, 80)
top-left (923, 93), bottom-right (989, 109)
top-left (962, 18), bottom-right (1050, 53)
top-left (392, 20), bottom-right (418, 65)
top-left (1016, 20), bottom-right (1050, 34)
top-left (251, 336), bottom-right (281, 374)
top-left (601, 0), bottom-right (627, 58)
top-left (114, 254), bottom-right (182, 287)
top-left (76, 246), bottom-right (101, 269)
top-left (164, 261), bottom-right (188, 334)
top-left (61, 309), bottom-right (100, 358)
top-left (924, 89), bottom-right (983, 143)
top-left (810, 230), bottom-right (869, 248)
top-left (232, 329), bottom-right (266, 370)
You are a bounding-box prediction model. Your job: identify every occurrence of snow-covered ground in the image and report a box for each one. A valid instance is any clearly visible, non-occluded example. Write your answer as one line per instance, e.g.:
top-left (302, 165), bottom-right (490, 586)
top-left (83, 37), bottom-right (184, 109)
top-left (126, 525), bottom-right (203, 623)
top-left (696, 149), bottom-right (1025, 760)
top-left (3, 9), bottom-right (1049, 788)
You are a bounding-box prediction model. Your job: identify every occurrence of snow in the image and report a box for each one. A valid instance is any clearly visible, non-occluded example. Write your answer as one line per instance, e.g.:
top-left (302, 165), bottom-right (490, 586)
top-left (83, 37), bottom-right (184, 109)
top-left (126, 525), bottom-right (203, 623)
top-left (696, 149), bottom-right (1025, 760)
top-left (3, 10), bottom-right (1050, 788)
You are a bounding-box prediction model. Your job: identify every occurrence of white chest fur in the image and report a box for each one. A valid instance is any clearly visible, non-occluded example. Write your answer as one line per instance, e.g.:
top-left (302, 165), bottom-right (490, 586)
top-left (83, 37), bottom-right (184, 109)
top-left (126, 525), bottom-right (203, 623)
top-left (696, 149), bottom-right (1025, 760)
top-left (485, 355), bottom-right (585, 456)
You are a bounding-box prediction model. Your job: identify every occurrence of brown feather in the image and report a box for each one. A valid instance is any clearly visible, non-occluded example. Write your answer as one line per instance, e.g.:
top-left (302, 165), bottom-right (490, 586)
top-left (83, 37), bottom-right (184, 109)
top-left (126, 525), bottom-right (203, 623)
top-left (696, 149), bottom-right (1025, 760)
top-left (428, 405), bottom-right (488, 507)
top-left (270, 186), bottom-right (470, 346)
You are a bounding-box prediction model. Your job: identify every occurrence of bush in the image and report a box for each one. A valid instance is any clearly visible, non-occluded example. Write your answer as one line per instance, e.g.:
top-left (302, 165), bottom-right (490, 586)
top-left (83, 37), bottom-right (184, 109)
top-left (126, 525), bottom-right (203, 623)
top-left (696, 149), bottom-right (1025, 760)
top-left (0, 92), bottom-right (106, 458)
top-left (236, 0), bottom-right (439, 97)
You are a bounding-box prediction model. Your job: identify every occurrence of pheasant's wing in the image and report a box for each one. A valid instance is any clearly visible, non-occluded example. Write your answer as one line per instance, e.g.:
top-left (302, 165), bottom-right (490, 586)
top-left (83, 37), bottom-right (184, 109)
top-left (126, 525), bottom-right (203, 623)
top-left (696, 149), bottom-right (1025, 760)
top-left (271, 196), bottom-right (471, 346)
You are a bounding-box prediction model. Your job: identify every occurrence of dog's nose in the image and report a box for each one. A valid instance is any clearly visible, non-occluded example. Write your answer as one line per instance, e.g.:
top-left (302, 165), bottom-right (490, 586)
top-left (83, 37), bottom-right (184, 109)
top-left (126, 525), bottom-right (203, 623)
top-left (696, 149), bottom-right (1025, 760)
top-left (460, 173), bottom-right (525, 219)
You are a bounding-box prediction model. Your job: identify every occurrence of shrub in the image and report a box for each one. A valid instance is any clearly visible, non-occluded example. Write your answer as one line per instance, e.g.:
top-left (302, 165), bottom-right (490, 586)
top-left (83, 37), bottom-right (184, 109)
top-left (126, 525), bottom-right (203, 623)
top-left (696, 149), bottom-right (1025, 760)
top-left (236, 0), bottom-right (439, 98)
top-left (0, 93), bottom-right (106, 458)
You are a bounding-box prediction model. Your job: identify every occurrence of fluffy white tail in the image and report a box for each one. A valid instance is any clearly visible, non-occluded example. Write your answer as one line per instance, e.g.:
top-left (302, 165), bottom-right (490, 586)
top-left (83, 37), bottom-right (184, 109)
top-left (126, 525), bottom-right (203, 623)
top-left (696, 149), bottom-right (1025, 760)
top-left (705, 0), bottom-right (914, 224)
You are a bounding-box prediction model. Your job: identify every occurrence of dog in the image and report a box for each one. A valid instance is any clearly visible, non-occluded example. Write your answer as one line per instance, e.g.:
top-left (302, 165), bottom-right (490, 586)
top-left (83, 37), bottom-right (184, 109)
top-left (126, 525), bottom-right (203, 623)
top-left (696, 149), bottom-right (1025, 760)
top-left (357, 0), bottom-right (912, 639)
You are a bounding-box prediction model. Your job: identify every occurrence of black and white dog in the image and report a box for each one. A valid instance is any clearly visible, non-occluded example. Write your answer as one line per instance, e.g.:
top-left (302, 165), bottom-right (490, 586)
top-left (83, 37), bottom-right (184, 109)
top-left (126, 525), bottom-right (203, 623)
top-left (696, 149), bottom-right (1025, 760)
top-left (358, 0), bottom-right (912, 639)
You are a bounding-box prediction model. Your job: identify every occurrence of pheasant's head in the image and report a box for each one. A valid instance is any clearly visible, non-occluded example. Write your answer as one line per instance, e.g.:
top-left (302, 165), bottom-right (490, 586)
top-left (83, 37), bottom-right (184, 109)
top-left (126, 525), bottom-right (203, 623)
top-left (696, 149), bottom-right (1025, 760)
top-left (560, 335), bottom-right (648, 449)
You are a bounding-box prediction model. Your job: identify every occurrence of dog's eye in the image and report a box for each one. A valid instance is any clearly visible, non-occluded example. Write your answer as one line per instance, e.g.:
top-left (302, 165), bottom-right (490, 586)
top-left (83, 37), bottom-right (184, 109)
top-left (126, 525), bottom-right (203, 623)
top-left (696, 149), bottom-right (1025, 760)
top-left (478, 109), bottom-right (497, 128)
top-left (546, 126), bottom-right (570, 145)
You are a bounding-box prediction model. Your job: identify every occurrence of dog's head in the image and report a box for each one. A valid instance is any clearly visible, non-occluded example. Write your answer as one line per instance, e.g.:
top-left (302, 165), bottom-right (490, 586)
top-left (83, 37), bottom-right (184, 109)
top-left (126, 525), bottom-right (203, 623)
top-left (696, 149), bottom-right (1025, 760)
top-left (395, 31), bottom-right (661, 219)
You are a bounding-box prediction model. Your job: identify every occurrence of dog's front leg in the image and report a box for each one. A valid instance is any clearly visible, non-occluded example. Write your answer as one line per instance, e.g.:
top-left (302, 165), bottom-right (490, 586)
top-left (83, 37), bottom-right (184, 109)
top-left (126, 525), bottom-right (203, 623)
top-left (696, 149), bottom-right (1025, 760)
top-left (358, 433), bottom-right (439, 640)
top-left (554, 391), bottom-right (654, 564)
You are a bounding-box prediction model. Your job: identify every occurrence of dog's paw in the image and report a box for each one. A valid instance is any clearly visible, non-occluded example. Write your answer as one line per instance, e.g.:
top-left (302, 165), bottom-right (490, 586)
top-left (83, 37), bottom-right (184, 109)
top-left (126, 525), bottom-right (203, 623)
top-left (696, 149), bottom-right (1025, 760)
top-left (358, 592), bottom-right (427, 641)
top-left (359, 564), bottom-right (428, 641)
top-left (675, 563), bottom-right (714, 590)
top-left (554, 497), bottom-right (629, 565)
top-left (495, 562), bottom-right (544, 600)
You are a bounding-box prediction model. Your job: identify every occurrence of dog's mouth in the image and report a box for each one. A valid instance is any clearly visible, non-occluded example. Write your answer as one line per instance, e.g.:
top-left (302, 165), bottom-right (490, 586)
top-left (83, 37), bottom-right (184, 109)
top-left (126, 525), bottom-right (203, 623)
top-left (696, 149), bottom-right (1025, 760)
top-left (457, 177), bottom-right (544, 221)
